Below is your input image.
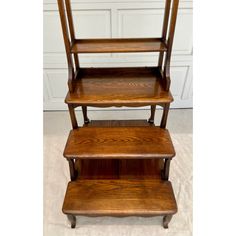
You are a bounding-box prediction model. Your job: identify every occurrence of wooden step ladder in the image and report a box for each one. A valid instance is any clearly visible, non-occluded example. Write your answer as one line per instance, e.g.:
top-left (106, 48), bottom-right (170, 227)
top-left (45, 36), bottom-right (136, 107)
top-left (57, 0), bottom-right (179, 229)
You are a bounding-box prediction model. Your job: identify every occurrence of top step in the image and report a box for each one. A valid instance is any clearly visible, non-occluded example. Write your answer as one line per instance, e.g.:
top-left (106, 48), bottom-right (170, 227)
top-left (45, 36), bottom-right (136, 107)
top-left (70, 38), bottom-right (167, 53)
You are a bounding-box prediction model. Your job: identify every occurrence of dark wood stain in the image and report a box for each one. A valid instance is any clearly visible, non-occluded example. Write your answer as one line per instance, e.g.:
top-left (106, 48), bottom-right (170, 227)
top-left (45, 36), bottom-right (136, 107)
top-left (57, 0), bottom-right (180, 229)
top-left (63, 126), bottom-right (175, 159)
top-left (63, 179), bottom-right (177, 216)
top-left (71, 38), bottom-right (167, 53)
top-left (65, 67), bottom-right (173, 107)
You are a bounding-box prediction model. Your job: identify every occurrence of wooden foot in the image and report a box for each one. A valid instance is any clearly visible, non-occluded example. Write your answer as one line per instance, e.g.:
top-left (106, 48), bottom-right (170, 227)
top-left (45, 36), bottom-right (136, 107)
top-left (163, 215), bottom-right (172, 229)
top-left (148, 105), bottom-right (156, 124)
top-left (67, 214), bottom-right (76, 228)
top-left (82, 106), bottom-right (90, 124)
top-left (148, 119), bottom-right (154, 124)
top-left (84, 120), bottom-right (90, 124)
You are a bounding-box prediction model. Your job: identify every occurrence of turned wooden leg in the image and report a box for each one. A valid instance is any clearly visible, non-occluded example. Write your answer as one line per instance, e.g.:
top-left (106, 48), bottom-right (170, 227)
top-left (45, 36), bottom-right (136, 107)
top-left (68, 104), bottom-right (78, 129)
top-left (160, 103), bottom-right (170, 128)
top-left (161, 158), bottom-right (171, 180)
top-left (82, 106), bottom-right (90, 124)
top-left (67, 214), bottom-right (76, 228)
top-left (148, 105), bottom-right (156, 124)
top-left (163, 215), bottom-right (173, 229)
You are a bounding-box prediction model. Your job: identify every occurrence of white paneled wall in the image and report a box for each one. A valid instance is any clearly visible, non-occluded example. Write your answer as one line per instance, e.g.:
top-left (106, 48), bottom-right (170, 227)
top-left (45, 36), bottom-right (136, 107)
top-left (43, 0), bottom-right (193, 110)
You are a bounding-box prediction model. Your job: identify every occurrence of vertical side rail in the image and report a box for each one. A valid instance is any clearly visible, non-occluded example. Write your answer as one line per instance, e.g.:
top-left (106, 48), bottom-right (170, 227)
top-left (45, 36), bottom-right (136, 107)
top-left (68, 104), bottom-right (78, 129)
top-left (163, 0), bottom-right (179, 90)
top-left (162, 158), bottom-right (171, 180)
top-left (160, 102), bottom-right (172, 181)
top-left (67, 106), bottom-right (82, 173)
top-left (67, 104), bottom-right (80, 181)
top-left (65, 0), bottom-right (80, 71)
top-left (148, 105), bottom-right (156, 124)
top-left (158, 0), bottom-right (171, 69)
top-left (57, 0), bottom-right (75, 92)
top-left (67, 159), bottom-right (78, 181)
top-left (82, 106), bottom-right (90, 124)
top-left (160, 103), bottom-right (170, 128)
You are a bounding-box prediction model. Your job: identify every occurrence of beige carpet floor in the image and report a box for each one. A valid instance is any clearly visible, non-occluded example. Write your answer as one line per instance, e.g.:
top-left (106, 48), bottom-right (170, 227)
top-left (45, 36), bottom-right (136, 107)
top-left (44, 110), bottom-right (192, 236)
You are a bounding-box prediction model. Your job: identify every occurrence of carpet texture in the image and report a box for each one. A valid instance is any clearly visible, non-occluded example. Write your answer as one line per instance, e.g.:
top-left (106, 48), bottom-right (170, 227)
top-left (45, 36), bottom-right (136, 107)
top-left (44, 133), bottom-right (192, 236)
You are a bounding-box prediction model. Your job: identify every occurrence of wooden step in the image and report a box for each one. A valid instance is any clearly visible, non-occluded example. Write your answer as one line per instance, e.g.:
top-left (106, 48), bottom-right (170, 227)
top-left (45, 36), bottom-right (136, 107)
top-left (63, 126), bottom-right (175, 159)
top-left (70, 38), bottom-right (167, 53)
top-left (62, 179), bottom-right (177, 216)
top-left (65, 67), bottom-right (173, 106)
top-left (76, 159), bottom-right (163, 180)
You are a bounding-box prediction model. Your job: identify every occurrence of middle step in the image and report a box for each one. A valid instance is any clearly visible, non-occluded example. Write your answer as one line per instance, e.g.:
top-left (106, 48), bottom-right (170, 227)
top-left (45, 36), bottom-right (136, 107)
top-left (65, 67), bottom-right (173, 106)
top-left (64, 126), bottom-right (175, 159)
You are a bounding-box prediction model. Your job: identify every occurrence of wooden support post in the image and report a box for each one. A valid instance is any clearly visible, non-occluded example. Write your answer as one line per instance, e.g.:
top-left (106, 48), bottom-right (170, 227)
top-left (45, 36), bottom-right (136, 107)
top-left (148, 105), bottom-right (156, 124)
top-left (162, 158), bottom-right (171, 180)
top-left (67, 159), bottom-right (78, 181)
top-left (82, 106), bottom-right (90, 124)
top-left (68, 104), bottom-right (78, 129)
top-left (158, 0), bottom-right (171, 69)
top-left (160, 103), bottom-right (170, 128)
top-left (64, 0), bottom-right (80, 71)
top-left (57, 0), bottom-right (76, 92)
top-left (75, 159), bottom-right (81, 175)
top-left (163, 0), bottom-right (179, 90)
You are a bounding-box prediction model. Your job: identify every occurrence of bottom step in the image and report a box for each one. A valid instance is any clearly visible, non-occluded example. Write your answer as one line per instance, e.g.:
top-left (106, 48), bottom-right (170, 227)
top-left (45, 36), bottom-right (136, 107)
top-left (62, 179), bottom-right (177, 217)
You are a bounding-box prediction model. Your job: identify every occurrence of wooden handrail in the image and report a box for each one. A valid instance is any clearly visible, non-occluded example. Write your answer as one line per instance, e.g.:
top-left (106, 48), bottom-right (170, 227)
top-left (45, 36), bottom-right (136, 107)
top-left (57, 0), bottom-right (75, 92)
top-left (163, 0), bottom-right (179, 90)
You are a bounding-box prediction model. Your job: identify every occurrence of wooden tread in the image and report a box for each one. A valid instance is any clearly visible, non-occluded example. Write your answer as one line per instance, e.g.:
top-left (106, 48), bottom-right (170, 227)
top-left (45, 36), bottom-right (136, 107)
top-left (63, 126), bottom-right (175, 159)
top-left (62, 179), bottom-right (177, 216)
top-left (70, 38), bottom-right (167, 53)
top-left (65, 67), bottom-right (173, 106)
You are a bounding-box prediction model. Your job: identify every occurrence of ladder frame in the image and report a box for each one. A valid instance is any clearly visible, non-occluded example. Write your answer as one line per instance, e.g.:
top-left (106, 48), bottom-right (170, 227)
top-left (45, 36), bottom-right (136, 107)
top-left (57, 0), bottom-right (179, 92)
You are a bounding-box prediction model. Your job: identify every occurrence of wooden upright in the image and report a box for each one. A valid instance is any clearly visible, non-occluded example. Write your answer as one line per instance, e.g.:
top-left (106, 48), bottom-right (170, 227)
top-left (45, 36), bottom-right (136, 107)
top-left (57, 0), bottom-right (179, 229)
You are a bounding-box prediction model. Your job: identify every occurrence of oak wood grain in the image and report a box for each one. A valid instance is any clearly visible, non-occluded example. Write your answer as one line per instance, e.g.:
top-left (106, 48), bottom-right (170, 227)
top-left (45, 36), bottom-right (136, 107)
top-left (57, 0), bottom-right (179, 228)
top-left (64, 127), bottom-right (175, 159)
top-left (70, 38), bottom-right (167, 53)
top-left (65, 67), bottom-right (173, 106)
top-left (62, 179), bottom-right (177, 216)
